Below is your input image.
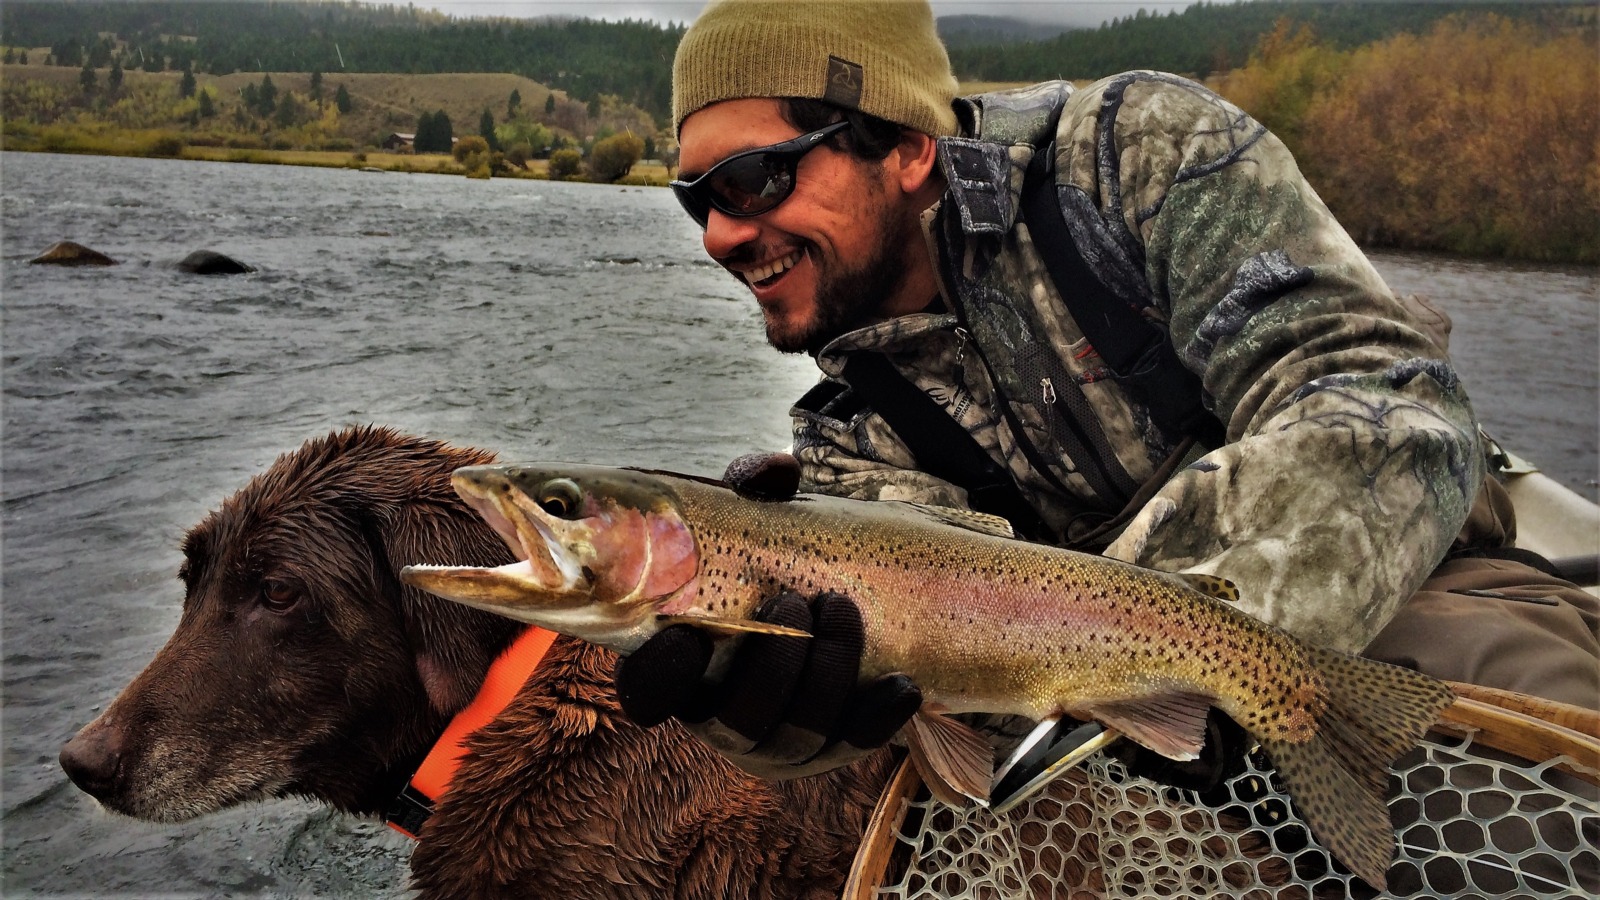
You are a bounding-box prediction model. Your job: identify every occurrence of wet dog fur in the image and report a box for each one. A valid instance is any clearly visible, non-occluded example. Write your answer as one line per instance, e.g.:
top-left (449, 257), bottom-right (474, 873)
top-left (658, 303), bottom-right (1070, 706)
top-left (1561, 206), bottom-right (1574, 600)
top-left (59, 426), bottom-right (894, 899)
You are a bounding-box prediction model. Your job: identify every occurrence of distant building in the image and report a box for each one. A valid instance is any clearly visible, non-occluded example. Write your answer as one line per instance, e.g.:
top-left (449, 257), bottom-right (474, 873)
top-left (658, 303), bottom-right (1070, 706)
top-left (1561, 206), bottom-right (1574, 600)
top-left (383, 132), bottom-right (459, 153)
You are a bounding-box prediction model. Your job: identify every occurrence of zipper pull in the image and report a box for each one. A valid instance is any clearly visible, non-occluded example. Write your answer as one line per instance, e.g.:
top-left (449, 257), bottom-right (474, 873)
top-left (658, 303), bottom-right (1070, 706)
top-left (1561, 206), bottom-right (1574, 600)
top-left (952, 327), bottom-right (970, 386)
top-left (1041, 377), bottom-right (1057, 405)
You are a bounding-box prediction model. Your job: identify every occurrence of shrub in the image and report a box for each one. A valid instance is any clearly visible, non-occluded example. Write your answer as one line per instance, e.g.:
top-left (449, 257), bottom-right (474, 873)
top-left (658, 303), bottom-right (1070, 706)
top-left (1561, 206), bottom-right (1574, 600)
top-left (548, 148), bottom-right (583, 180)
top-left (585, 131), bottom-right (645, 183)
top-left (148, 134), bottom-right (184, 157)
top-left (453, 134), bottom-right (488, 164)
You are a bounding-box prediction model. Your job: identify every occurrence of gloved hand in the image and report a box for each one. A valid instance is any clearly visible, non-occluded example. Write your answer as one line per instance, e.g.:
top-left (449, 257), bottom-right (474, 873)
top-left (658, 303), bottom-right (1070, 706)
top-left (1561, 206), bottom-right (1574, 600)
top-left (613, 590), bottom-right (922, 780)
top-left (1113, 706), bottom-right (1251, 794)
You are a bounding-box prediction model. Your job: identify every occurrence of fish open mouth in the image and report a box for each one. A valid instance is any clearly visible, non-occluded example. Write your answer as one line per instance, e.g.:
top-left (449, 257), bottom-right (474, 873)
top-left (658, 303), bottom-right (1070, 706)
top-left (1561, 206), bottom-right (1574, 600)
top-left (399, 468), bottom-right (585, 606)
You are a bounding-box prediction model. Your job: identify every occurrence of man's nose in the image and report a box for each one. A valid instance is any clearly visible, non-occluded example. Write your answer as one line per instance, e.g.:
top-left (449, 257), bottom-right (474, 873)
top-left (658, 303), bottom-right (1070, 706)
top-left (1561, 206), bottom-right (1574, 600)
top-left (702, 209), bottom-right (763, 262)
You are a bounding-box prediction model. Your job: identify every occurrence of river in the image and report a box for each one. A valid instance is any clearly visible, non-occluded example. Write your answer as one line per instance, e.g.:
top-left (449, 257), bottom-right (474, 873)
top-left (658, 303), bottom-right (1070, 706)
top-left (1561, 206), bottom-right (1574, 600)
top-left (2, 151), bottom-right (1595, 897)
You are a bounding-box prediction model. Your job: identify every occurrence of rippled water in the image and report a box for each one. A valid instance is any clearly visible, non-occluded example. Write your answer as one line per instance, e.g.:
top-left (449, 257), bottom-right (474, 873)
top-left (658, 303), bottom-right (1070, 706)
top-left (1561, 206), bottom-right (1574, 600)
top-left (2, 151), bottom-right (1595, 897)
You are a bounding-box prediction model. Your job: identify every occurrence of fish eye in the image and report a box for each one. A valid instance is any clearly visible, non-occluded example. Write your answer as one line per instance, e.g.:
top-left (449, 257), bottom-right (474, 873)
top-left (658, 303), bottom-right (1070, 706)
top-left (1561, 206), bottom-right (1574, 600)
top-left (537, 479), bottom-right (583, 519)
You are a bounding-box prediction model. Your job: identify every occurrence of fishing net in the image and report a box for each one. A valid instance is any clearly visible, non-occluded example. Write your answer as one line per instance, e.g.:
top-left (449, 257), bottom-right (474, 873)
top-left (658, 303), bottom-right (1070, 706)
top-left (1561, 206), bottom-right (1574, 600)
top-left (863, 724), bottom-right (1598, 899)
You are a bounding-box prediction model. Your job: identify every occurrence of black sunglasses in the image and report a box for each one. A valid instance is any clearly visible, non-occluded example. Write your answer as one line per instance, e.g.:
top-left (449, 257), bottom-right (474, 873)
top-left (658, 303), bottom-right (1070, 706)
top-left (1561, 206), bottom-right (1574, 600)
top-left (671, 121), bottom-right (851, 227)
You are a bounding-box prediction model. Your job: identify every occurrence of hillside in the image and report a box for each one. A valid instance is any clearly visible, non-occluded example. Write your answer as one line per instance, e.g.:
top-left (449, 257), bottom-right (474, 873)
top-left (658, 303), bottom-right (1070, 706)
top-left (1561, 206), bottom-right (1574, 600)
top-left (3, 1), bottom-right (1587, 122)
top-left (946, 1), bottom-right (1589, 80)
top-left (2, 63), bottom-right (576, 140)
top-left (0, 1), bottom-right (680, 120)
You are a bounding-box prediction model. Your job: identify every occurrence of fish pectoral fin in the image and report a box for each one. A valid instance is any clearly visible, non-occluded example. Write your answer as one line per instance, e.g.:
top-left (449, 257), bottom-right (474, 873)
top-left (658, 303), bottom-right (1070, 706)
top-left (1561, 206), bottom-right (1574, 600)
top-left (904, 709), bottom-right (993, 807)
top-left (1078, 691), bottom-right (1214, 762)
top-left (654, 614), bottom-right (811, 638)
top-left (1178, 573), bottom-right (1240, 603)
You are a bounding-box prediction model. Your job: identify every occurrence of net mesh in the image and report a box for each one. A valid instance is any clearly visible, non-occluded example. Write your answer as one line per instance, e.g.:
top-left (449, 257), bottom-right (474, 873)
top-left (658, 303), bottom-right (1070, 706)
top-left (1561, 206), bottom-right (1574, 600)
top-left (871, 729), bottom-right (1598, 899)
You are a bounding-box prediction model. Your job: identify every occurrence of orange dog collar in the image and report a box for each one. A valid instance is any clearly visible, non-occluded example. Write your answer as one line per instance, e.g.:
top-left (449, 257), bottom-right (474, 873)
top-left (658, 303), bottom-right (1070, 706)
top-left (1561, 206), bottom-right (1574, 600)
top-left (385, 626), bottom-right (558, 839)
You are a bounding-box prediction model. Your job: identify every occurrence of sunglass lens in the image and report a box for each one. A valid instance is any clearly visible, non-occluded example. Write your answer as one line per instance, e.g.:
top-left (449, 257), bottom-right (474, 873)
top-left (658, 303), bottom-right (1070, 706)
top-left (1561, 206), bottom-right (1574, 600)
top-left (708, 156), bottom-right (792, 217)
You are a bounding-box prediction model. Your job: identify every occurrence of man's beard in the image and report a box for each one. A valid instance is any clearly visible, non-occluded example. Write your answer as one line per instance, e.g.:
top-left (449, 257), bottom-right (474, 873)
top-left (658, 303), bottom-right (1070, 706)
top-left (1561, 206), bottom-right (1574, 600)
top-left (766, 224), bottom-right (916, 356)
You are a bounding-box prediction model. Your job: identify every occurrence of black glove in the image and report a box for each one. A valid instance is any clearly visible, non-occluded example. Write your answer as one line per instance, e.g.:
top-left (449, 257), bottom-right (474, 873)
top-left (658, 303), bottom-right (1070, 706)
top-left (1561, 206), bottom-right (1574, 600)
top-left (613, 591), bottom-right (921, 779)
top-left (1113, 706), bottom-right (1251, 794)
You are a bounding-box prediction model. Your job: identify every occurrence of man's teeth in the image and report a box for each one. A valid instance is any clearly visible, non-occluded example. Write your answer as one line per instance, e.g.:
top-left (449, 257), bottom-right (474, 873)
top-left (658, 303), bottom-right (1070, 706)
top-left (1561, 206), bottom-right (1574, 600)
top-left (746, 250), bottom-right (802, 285)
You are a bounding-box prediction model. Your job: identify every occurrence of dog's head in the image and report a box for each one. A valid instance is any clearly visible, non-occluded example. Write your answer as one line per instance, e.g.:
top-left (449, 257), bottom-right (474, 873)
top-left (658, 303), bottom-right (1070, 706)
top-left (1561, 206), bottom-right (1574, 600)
top-left (60, 426), bottom-right (523, 820)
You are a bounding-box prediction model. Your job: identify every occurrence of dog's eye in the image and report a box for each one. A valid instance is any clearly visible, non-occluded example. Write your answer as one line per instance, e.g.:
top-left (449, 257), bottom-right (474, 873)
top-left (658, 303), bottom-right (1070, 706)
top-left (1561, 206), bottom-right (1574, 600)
top-left (537, 479), bottom-right (583, 519)
top-left (259, 579), bottom-right (301, 614)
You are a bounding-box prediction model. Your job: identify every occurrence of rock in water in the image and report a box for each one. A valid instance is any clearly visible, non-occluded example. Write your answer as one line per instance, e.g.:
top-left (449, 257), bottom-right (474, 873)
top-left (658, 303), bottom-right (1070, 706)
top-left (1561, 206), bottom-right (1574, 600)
top-left (176, 250), bottom-right (255, 275)
top-left (29, 241), bottom-right (118, 266)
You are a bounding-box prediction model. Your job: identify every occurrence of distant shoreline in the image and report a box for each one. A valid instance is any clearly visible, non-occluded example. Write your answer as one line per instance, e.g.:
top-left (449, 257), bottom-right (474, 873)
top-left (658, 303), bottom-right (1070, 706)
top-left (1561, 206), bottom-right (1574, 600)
top-left (0, 143), bottom-right (673, 185)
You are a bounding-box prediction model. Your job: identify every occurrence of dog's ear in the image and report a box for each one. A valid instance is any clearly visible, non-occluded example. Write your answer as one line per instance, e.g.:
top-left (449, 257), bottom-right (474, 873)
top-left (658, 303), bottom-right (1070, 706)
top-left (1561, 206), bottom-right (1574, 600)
top-left (328, 434), bottom-right (523, 718)
top-left (366, 491), bottom-right (523, 718)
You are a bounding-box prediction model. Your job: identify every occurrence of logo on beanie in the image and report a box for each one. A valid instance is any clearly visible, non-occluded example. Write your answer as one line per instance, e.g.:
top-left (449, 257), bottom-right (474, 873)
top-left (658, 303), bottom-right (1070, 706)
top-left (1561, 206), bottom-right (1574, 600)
top-left (824, 55), bottom-right (863, 108)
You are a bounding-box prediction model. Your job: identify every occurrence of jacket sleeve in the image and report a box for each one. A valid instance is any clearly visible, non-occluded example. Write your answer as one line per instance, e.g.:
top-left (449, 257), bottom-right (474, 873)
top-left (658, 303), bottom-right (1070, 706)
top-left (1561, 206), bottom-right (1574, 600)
top-left (1071, 74), bottom-right (1484, 652)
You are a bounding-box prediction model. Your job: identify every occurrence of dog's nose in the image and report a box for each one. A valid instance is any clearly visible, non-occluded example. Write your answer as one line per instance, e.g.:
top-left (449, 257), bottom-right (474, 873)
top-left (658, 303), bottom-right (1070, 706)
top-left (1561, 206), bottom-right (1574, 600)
top-left (60, 720), bottom-right (124, 800)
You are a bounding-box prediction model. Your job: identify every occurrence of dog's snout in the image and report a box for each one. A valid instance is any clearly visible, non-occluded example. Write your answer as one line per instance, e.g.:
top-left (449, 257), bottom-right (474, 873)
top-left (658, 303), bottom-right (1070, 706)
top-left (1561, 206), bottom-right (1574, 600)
top-left (60, 719), bottom-right (125, 800)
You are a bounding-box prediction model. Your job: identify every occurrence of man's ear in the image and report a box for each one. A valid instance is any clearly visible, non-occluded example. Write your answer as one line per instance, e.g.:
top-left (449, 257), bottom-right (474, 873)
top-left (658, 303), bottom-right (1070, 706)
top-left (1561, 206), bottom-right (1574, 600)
top-left (889, 129), bottom-right (942, 198)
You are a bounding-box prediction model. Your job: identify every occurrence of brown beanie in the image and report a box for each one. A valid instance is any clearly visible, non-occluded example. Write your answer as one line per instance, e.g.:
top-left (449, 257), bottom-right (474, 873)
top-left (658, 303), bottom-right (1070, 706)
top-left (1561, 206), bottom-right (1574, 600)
top-left (672, 0), bottom-right (959, 138)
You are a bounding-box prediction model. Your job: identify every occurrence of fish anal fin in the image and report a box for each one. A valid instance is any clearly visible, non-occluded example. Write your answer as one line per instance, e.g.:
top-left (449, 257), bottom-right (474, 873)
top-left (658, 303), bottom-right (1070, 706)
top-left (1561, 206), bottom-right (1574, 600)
top-left (654, 614), bottom-right (810, 638)
top-left (1178, 573), bottom-right (1240, 603)
top-left (1078, 691), bottom-right (1213, 761)
top-left (904, 708), bottom-right (993, 807)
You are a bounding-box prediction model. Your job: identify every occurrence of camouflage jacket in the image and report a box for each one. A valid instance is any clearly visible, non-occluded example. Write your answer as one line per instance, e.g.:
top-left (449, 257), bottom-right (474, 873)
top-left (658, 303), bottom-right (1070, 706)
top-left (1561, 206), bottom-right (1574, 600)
top-left (791, 73), bottom-right (1484, 652)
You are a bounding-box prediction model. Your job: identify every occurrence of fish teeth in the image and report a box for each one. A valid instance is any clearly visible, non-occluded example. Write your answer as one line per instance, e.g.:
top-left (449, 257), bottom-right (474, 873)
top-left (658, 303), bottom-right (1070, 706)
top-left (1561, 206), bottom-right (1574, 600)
top-left (746, 250), bottom-right (802, 285)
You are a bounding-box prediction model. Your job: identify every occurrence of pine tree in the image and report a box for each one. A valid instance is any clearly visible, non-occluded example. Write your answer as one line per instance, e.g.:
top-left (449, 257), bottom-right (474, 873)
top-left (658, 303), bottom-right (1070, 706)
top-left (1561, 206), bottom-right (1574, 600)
top-left (180, 62), bottom-right (196, 99)
top-left (508, 88), bottom-right (521, 119)
top-left (416, 110), bottom-right (454, 153)
top-left (198, 89), bottom-right (215, 118)
top-left (432, 110), bottom-right (454, 152)
top-left (544, 92), bottom-right (556, 115)
top-left (335, 83), bottom-right (352, 114)
top-left (4, 48), bottom-right (14, 65)
top-left (108, 60), bottom-right (123, 92)
top-left (479, 108), bottom-right (499, 151)
top-left (309, 70), bottom-right (323, 110)
top-left (257, 74), bottom-right (277, 115)
top-left (79, 62), bottom-right (95, 93)
top-left (274, 93), bottom-right (302, 128)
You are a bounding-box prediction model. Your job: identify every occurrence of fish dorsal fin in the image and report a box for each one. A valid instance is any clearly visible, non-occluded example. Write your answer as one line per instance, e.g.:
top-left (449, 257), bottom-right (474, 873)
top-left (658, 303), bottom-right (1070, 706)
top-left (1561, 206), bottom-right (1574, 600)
top-left (1076, 691), bottom-right (1214, 762)
top-left (897, 502), bottom-right (1016, 539)
top-left (904, 708), bottom-right (994, 806)
top-left (1178, 573), bottom-right (1240, 603)
top-left (655, 614), bottom-right (811, 638)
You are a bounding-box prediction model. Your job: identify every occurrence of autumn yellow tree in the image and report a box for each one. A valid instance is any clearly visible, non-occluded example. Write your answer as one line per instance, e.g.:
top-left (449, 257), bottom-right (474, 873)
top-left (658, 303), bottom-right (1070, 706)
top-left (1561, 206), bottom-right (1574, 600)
top-left (1218, 14), bottom-right (1597, 262)
top-left (1307, 16), bottom-right (1597, 260)
top-left (1216, 18), bottom-right (1347, 156)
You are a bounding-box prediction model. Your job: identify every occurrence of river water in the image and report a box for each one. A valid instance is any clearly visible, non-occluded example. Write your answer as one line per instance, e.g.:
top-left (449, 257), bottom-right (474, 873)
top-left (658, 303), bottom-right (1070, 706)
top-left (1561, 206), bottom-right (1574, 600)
top-left (2, 151), bottom-right (1595, 898)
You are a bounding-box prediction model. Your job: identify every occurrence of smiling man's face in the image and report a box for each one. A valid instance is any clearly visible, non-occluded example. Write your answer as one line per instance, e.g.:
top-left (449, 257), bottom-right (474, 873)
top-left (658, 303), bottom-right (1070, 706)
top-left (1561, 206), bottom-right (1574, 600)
top-left (677, 98), bottom-right (928, 354)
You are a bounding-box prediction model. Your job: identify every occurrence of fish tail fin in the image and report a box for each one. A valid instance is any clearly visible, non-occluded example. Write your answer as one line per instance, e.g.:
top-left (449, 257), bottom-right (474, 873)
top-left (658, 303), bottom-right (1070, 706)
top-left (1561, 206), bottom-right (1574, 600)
top-left (1260, 647), bottom-right (1454, 890)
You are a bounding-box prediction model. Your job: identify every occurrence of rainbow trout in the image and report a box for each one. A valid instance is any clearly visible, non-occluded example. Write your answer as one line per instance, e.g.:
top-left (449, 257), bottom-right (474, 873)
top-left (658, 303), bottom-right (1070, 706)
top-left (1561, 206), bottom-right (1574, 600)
top-left (402, 463), bottom-right (1454, 889)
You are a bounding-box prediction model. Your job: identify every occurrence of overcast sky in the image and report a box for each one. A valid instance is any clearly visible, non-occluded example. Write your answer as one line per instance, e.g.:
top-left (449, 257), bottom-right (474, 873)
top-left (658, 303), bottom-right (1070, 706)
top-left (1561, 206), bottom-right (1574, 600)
top-left (373, 2), bottom-right (1198, 30)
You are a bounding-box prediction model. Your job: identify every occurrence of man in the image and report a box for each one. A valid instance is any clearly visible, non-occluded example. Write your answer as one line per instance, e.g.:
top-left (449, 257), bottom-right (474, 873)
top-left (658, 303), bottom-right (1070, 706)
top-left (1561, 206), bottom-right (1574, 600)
top-left (614, 0), bottom-right (1599, 785)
